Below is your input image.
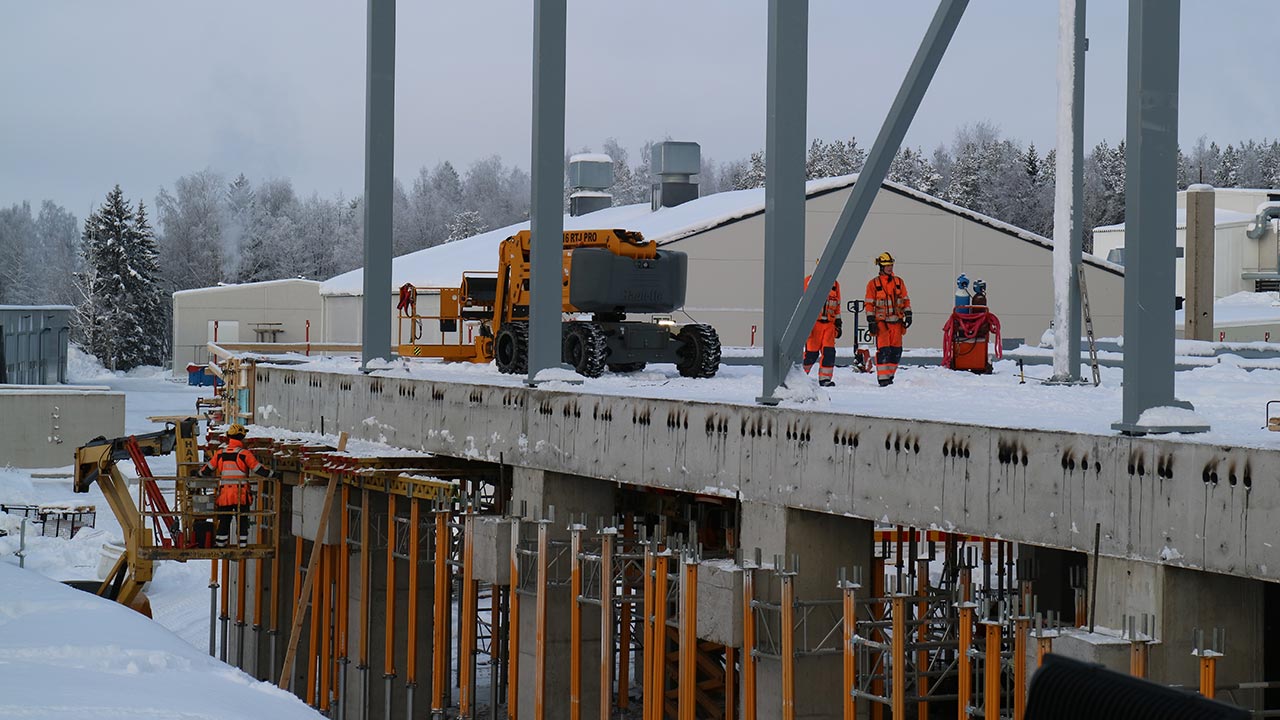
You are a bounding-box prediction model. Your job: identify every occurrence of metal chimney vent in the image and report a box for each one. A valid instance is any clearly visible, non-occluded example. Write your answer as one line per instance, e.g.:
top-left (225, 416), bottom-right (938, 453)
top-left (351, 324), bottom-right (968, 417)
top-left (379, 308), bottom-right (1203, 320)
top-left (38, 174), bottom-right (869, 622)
top-left (568, 153), bottom-right (614, 216)
top-left (650, 141), bottom-right (700, 210)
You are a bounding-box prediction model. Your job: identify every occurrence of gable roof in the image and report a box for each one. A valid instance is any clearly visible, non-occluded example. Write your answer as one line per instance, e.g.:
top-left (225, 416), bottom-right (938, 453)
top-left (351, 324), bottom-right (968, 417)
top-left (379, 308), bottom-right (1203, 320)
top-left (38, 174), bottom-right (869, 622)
top-left (320, 175), bottom-right (1120, 297)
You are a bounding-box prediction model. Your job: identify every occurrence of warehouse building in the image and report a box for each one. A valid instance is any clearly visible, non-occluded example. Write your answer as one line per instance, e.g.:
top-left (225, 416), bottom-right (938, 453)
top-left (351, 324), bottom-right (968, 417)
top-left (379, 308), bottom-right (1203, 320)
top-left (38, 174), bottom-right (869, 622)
top-left (319, 174), bottom-right (1125, 350)
top-left (170, 279), bottom-right (322, 374)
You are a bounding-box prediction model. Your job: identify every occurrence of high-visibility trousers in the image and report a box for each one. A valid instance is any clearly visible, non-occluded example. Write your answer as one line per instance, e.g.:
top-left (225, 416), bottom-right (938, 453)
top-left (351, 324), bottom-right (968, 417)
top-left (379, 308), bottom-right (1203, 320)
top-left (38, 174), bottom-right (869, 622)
top-left (804, 321), bottom-right (837, 381)
top-left (875, 320), bottom-right (904, 382)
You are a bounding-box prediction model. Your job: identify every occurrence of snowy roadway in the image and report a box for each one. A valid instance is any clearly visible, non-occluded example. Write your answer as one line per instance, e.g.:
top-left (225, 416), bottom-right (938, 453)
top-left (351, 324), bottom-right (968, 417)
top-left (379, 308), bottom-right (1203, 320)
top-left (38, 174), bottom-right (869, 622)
top-left (0, 355), bottom-right (322, 719)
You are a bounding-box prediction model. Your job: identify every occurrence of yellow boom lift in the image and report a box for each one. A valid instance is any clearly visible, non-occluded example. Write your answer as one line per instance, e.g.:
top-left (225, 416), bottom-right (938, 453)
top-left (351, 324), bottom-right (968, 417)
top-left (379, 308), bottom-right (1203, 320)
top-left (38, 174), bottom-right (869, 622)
top-left (72, 418), bottom-right (276, 611)
top-left (397, 228), bottom-right (721, 377)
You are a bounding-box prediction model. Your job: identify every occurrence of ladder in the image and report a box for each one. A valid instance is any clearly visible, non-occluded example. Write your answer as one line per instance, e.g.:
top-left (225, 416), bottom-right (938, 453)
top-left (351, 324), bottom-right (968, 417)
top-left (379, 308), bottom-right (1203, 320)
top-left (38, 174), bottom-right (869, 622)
top-left (1078, 268), bottom-right (1101, 386)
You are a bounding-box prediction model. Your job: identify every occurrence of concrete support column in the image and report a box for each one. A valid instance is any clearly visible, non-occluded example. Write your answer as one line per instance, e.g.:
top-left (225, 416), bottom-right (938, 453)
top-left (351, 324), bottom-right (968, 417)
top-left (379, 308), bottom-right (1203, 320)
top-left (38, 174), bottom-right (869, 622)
top-left (342, 493), bottom-right (434, 720)
top-left (1185, 184), bottom-right (1215, 341)
top-left (1088, 557), bottom-right (1263, 695)
top-left (511, 468), bottom-right (615, 720)
top-left (739, 502), bottom-right (873, 720)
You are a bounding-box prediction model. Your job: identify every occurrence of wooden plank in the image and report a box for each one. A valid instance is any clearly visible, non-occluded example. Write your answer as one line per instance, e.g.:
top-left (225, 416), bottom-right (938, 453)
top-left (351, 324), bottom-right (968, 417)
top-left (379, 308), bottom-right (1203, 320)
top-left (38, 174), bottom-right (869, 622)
top-left (276, 471), bottom-right (341, 689)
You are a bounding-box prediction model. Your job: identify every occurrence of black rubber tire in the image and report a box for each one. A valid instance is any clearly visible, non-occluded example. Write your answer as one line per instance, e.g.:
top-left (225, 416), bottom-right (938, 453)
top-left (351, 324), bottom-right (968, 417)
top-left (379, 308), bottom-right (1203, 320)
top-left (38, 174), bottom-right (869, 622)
top-left (494, 321), bottom-right (529, 374)
top-left (607, 361), bottom-right (648, 374)
top-left (562, 322), bottom-right (608, 378)
top-left (675, 324), bottom-right (721, 378)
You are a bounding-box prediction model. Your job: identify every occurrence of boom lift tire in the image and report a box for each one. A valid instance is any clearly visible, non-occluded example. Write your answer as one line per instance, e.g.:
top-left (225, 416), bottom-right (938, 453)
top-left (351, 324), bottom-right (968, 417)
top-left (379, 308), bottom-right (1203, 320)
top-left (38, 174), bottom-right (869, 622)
top-left (495, 321), bottom-right (529, 374)
top-left (563, 322), bottom-right (608, 378)
top-left (675, 324), bottom-right (721, 378)
top-left (607, 361), bottom-right (648, 374)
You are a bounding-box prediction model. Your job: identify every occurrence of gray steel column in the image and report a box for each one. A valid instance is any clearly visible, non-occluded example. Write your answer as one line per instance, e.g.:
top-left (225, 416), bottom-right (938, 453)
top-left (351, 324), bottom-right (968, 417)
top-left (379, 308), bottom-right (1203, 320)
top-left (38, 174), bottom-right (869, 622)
top-left (758, 0), bottom-right (809, 404)
top-left (526, 0), bottom-right (568, 384)
top-left (1067, 0), bottom-right (1085, 379)
top-left (1112, 0), bottom-right (1206, 434)
top-left (1050, 0), bottom-right (1086, 382)
top-left (361, 0), bottom-right (395, 367)
top-left (772, 0), bottom-right (969, 382)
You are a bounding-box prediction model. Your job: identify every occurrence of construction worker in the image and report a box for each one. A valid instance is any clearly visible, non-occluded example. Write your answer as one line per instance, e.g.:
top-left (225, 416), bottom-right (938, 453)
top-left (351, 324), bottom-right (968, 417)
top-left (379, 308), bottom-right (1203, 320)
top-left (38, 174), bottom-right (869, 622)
top-left (198, 423), bottom-right (278, 548)
top-left (803, 259), bottom-right (842, 387)
top-left (865, 252), bottom-right (912, 386)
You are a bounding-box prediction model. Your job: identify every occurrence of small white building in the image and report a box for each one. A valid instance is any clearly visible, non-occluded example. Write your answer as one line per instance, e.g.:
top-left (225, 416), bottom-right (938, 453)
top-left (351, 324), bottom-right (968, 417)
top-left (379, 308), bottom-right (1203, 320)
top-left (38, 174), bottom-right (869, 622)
top-left (1092, 187), bottom-right (1280, 300)
top-left (171, 279), bottom-right (323, 374)
top-left (320, 176), bottom-right (1125, 350)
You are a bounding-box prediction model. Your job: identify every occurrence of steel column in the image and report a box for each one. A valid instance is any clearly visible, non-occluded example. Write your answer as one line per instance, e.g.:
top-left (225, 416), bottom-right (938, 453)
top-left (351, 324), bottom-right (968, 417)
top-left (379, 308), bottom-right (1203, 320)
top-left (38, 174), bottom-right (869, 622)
top-left (360, 0), bottom-right (395, 367)
top-left (983, 622), bottom-right (1001, 720)
top-left (772, 0), bottom-right (970, 395)
top-left (781, 572), bottom-right (796, 720)
top-left (759, 0), bottom-right (809, 403)
top-left (743, 563), bottom-right (757, 720)
top-left (527, 0), bottom-right (568, 382)
top-left (407, 500), bottom-right (421, 713)
top-left (1051, 0), bottom-right (1086, 382)
top-left (570, 524), bottom-right (583, 720)
top-left (891, 595), bottom-right (906, 720)
top-left (461, 512), bottom-right (477, 716)
top-left (678, 551), bottom-right (697, 720)
top-left (509, 516), bottom-right (522, 720)
top-left (433, 508), bottom-right (450, 717)
top-left (600, 530), bottom-right (616, 720)
top-left (534, 519), bottom-right (550, 720)
top-left (1113, 0), bottom-right (1206, 433)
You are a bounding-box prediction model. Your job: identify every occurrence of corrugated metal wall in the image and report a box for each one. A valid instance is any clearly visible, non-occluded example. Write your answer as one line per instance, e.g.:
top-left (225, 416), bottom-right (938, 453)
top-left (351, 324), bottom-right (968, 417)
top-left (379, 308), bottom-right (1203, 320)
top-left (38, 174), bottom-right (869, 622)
top-left (0, 306), bottom-right (72, 385)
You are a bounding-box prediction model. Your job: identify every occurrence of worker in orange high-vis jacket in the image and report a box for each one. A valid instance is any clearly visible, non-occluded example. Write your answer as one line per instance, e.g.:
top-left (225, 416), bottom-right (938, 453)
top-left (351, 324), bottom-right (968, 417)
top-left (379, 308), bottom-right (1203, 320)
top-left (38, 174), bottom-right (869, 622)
top-left (865, 252), bottom-right (912, 386)
top-left (198, 423), bottom-right (279, 547)
top-left (803, 259), bottom-right (843, 387)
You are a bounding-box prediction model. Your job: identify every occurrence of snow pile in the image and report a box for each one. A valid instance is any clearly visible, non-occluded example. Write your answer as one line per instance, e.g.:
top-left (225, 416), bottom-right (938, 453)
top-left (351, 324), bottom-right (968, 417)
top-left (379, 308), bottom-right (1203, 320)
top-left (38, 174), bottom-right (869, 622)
top-left (67, 344), bottom-right (172, 383)
top-left (0, 563), bottom-right (322, 719)
top-left (1135, 405), bottom-right (1208, 429)
top-left (1175, 291), bottom-right (1280, 328)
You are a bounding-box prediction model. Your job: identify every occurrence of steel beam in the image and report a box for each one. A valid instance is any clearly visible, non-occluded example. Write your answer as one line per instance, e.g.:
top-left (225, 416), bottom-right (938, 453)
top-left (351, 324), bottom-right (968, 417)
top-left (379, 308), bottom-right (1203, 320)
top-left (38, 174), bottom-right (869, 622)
top-left (770, 0), bottom-right (969, 399)
top-left (759, 0), bottom-right (809, 404)
top-left (527, 0), bottom-right (569, 383)
top-left (1112, 0), bottom-right (1207, 434)
top-left (360, 0), bottom-right (395, 368)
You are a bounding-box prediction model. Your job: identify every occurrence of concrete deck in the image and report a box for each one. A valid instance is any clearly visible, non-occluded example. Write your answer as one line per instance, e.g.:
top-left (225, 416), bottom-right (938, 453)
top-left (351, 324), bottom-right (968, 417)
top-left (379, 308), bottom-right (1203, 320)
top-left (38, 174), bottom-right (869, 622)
top-left (253, 366), bottom-right (1279, 583)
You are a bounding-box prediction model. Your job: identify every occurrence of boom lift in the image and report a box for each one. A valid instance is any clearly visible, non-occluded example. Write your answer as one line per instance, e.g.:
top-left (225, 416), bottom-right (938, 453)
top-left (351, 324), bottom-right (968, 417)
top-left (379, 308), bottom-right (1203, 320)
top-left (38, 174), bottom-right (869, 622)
top-left (397, 228), bottom-right (721, 377)
top-left (72, 418), bottom-right (276, 610)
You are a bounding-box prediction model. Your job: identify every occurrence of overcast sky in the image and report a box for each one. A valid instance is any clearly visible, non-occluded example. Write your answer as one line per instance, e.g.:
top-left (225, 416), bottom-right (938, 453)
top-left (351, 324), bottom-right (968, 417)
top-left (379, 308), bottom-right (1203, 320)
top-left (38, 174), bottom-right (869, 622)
top-left (3, 1), bottom-right (1277, 217)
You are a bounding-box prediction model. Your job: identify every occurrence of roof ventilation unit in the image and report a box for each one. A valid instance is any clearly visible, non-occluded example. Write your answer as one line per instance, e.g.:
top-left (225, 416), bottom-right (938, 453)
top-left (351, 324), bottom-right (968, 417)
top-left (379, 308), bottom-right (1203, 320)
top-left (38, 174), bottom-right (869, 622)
top-left (568, 154), bottom-right (614, 217)
top-left (650, 141), bottom-right (700, 210)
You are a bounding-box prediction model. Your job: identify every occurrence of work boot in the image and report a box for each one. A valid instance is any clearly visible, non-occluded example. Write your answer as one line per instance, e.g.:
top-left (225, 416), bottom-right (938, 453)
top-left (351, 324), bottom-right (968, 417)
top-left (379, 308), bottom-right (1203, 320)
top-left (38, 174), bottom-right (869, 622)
top-left (238, 536), bottom-right (249, 548)
top-left (878, 377), bottom-right (894, 387)
top-left (214, 535), bottom-right (228, 548)
top-left (819, 378), bottom-right (835, 387)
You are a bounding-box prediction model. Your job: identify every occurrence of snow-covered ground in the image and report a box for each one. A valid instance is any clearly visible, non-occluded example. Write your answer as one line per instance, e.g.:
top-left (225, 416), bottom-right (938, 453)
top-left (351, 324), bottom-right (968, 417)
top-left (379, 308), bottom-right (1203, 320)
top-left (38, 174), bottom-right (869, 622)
top-left (0, 351), bottom-right (321, 719)
top-left (280, 351), bottom-right (1280, 450)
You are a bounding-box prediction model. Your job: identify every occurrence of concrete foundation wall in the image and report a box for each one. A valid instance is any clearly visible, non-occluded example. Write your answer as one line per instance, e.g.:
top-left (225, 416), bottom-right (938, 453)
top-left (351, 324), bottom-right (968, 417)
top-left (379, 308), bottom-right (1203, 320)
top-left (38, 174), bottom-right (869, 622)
top-left (0, 387), bottom-right (123, 467)
top-left (254, 367), bottom-right (1280, 584)
top-left (1093, 556), bottom-right (1265, 694)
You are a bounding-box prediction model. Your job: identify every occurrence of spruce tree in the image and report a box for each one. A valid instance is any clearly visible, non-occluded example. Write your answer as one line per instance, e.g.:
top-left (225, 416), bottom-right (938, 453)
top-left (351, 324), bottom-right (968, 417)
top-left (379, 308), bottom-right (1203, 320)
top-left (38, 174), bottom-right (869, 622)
top-left (124, 200), bottom-right (168, 367)
top-left (73, 186), bottom-right (166, 371)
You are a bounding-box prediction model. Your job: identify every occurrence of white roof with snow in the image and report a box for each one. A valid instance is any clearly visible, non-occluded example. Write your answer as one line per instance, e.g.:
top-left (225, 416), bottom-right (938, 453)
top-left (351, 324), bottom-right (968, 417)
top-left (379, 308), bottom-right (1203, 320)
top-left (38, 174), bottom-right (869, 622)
top-left (173, 277), bottom-right (321, 298)
top-left (569, 153), bottom-right (613, 164)
top-left (1093, 207), bottom-right (1256, 233)
top-left (321, 175), bottom-right (1119, 297)
top-left (1176, 291), bottom-right (1280, 328)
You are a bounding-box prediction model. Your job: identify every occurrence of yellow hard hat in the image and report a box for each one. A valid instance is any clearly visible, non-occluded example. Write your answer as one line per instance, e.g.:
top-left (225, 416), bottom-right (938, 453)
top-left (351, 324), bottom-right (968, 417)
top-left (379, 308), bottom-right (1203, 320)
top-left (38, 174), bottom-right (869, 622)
top-left (874, 251), bottom-right (896, 267)
top-left (226, 423), bottom-right (248, 437)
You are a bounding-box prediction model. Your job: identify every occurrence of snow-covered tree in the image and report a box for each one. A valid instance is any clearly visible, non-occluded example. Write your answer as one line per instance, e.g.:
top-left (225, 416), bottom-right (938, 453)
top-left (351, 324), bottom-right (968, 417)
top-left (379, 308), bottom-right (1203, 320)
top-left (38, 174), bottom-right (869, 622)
top-left (156, 170), bottom-right (225, 292)
top-left (76, 186), bottom-right (144, 369)
top-left (736, 151), bottom-right (767, 190)
top-left (446, 209), bottom-right (484, 242)
top-left (121, 200), bottom-right (168, 367)
top-left (1214, 144), bottom-right (1241, 188)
